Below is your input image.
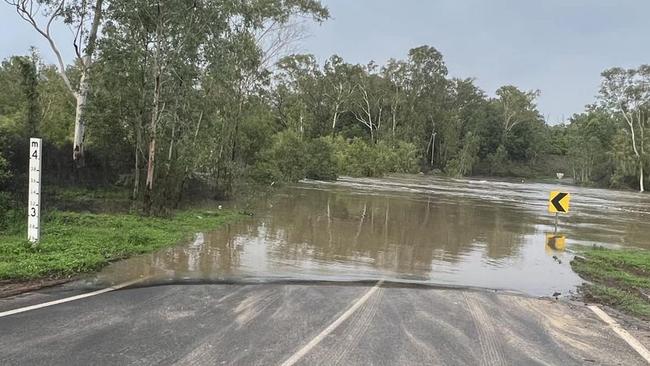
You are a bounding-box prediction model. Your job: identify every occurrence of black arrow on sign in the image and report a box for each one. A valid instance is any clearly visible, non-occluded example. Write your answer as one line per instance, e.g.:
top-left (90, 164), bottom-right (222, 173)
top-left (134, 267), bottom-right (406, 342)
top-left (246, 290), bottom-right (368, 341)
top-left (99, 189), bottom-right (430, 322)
top-left (551, 192), bottom-right (568, 212)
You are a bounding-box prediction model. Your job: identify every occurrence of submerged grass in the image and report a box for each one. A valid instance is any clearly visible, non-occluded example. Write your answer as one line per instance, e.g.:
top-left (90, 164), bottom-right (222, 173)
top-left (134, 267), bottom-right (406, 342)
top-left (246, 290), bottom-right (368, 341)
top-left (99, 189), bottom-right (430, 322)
top-left (0, 209), bottom-right (242, 281)
top-left (571, 246), bottom-right (650, 319)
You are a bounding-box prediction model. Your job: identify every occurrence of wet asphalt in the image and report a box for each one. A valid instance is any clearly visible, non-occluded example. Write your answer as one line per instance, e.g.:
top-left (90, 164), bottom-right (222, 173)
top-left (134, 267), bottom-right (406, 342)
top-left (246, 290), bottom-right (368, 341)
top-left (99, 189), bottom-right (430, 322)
top-left (0, 282), bottom-right (646, 365)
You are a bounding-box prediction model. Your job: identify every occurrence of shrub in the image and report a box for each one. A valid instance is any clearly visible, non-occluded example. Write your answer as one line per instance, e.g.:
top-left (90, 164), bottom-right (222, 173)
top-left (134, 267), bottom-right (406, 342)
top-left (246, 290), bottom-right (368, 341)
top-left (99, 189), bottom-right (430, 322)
top-left (0, 152), bottom-right (13, 230)
top-left (305, 137), bottom-right (338, 180)
top-left (249, 160), bottom-right (283, 185)
top-left (336, 138), bottom-right (383, 177)
top-left (251, 131), bottom-right (339, 183)
top-left (376, 140), bottom-right (420, 174)
top-left (488, 145), bottom-right (509, 176)
top-left (0, 153), bottom-right (10, 186)
top-left (328, 137), bottom-right (420, 177)
top-left (446, 132), bottom-right (480, 177)
top-left (253, 134), bottom-right (421, 182)
top-left (266, 130), bottom-right (308, 182)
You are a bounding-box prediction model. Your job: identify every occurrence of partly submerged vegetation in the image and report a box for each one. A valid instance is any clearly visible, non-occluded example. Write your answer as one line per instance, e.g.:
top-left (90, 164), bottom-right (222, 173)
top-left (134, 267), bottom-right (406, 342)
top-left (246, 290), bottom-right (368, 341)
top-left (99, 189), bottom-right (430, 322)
top-left (571, 246), bottom-right (650, 319)
top-left (2, 0), bottom-right (650, 308)
top-left (2, 0), bottom-right (650, 222)
top-left (0, 209), bottom-right (241, 281)
top-left (0, 185), bottom-right (242, 283)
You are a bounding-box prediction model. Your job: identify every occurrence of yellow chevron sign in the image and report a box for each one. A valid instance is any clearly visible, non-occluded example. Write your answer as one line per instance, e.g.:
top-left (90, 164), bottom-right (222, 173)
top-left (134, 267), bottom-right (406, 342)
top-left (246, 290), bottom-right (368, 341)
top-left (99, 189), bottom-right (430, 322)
top-left (548, 191), bottom-right (570, 214)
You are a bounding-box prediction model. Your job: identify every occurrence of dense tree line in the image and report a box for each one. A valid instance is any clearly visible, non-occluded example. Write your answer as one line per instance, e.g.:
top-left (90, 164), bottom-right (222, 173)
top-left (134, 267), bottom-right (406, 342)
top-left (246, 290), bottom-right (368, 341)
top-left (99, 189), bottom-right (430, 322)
top-left (2, 0), bottom-right (650, 217)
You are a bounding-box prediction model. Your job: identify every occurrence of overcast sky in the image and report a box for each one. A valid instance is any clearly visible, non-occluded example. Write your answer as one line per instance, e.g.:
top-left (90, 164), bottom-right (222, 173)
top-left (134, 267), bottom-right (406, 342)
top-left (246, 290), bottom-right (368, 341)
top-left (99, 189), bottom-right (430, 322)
top-left (2, 0), bottom-right (649, 124)
top-left (302, 0), bottom-right (650, 124)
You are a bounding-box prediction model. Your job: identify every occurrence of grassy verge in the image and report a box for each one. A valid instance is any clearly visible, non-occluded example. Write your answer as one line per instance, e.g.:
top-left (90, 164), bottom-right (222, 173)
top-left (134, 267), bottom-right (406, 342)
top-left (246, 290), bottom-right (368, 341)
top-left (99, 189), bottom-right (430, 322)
top-left (0, 209), bottom-right (242, 281)
top-left (571, 246), bottom-right (650, 319)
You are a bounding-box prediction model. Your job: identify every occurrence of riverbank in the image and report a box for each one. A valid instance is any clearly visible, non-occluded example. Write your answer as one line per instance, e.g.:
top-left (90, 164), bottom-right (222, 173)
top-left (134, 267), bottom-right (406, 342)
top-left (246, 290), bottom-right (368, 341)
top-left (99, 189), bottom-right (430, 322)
top-left (571, 246), bottom-right (650, 320)
top-left (0, 208), bottom-right (242, 296)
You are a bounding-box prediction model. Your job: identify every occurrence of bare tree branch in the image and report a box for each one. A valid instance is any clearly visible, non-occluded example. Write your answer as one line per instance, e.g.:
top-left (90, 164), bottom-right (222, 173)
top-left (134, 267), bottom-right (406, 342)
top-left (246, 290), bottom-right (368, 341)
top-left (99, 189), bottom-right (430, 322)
top-left (6, 0), bottom-right (76, 95)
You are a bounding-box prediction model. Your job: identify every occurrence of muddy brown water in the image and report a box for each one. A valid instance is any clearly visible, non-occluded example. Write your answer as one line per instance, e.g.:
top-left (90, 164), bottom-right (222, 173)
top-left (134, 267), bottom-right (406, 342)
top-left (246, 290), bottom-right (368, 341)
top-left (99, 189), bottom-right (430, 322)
top-left (92, 175), bottom-right (650, 297)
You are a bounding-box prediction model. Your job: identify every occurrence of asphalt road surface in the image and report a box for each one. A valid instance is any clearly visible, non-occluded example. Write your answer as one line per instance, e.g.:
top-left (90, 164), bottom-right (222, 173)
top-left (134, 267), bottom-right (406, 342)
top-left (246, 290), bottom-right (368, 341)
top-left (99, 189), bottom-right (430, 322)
top-left (0, 282), bottom-right (647, 365)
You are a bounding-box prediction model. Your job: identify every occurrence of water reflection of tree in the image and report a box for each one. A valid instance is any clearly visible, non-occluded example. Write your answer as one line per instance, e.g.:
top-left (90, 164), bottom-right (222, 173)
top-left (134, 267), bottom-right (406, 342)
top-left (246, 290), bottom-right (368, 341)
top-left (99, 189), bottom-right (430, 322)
top-left (256, 189), bottom-right (537, 276)
top-left (142, 188), bottom-right (539, 277)
top-left (111, 186), bottom-right (650, 279)
top-left (147, 224), bottom-right (244, 275)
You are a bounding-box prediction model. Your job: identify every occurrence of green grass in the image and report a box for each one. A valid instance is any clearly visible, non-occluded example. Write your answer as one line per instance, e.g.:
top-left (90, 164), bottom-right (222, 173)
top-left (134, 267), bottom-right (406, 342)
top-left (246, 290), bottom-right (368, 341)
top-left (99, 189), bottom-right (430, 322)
top-left (0, 209), bottom-right (242, 281)
top-left (47, 185), bottom-right (129, 201)
top-left (571, 246), bottom-right (650, 319)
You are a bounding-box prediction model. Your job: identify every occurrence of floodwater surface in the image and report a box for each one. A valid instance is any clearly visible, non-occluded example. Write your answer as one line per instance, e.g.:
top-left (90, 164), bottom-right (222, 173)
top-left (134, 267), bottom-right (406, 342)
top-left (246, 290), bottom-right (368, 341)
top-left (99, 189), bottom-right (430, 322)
top-left (94, 175), bottom-right (650, 297)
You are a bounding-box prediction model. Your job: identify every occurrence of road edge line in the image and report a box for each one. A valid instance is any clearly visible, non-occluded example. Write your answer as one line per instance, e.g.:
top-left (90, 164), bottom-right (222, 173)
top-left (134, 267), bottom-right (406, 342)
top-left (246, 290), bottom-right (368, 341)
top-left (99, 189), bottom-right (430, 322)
top-left (279, 280), bottom-right (384, 366)
top-left (0, 277), bottom-right (149, 318)
top-left (588, 305), bottom-right (650, 364)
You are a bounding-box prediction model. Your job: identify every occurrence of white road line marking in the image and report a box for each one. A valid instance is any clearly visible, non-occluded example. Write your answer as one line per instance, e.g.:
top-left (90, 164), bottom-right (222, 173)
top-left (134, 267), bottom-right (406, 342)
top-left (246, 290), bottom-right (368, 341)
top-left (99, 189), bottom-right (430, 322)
top-left (589, 305), bottom-right (650, 364)
top-left (0, 277), bottom-right (149, 318)
top-left (279, 280), bottom-right (384, 366)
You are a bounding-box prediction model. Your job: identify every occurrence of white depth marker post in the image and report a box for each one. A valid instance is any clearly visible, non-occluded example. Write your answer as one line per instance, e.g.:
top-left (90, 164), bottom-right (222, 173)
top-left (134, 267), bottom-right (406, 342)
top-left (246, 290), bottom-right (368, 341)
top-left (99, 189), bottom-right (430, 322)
top-left (28, 138), bottom-right (42, 243)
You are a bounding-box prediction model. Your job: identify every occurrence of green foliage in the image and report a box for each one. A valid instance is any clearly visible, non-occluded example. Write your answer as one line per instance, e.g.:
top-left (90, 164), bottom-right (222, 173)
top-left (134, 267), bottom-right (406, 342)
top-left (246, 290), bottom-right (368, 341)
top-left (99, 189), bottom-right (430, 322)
top-left (249, 160), bottom-right (283, 185)
top-left (488, 145), bottom-right (509, 176)
top-left (332, 137), bottom-right (383, 177)
top-left (582, 284), bottom-right (650, 319)
top-left (0, 191), bottom-right (15, 232)
top-left (266, 130), bottom-right (309, 181)
top-left (305, 137), bottom-right (338, 180)
top-left (2, 0), bottom-right (649, 209)
top-left (447, 132), bottom-right (480, 177)
top-left (547, 124), bottom-right (569, 155)
top-left (0, 152), bottom-right (10, 186)
top-left (597, 66), bottom-right (650, 191)
top-left (17, 56), bottom-right (40, 136)
top-left (251, 132), bottom-right (339, 183)
top-left (375, 140), bottom-right (420, 174)
top-left (326, 137), bottom-right (419, 177)
top-left (0, 209), bottom-right (242, 280)
top-left (0, 55), bottom-right (43, 168)
top-left (0, 133), bottom-right (14, 229)
top-left (566, 111), bottom-right (616, 184)
top-left (38, 65), bottom-right (75, 147)
top-left (86, 0), bottom-right (329, 210)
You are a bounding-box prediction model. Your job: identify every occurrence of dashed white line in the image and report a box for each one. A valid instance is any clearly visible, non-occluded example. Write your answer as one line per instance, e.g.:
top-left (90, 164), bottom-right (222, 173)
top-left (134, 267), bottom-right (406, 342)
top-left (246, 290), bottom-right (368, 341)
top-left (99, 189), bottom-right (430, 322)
top-left (589, 305), bottom-right (650, 364)
top-left (279, 280), bottom-right (384, 366)
top-left (0, 277), bottom-right (148, 318)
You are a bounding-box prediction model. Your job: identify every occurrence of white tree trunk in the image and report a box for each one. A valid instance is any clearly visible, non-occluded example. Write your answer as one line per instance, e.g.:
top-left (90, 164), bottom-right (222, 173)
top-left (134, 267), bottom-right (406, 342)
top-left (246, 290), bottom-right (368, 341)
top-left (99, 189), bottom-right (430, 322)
top-left (146, 69), bottom-right (161, 193)
top-left (144, 23), bottom-right (162, 212)
top-left (72, 72), bottom-right (89, 166)
top-left (72, 0), bottom-right (103, 166)
top-left (430, 132), bottom-right (436, 167)
top-left (622, 111), bottom-right (645, 192)
top-left (299, 110), bottom-right (304, 136)
top-left (391, 106), bottom-right (397, 137)
top-left (640, 164), bottom-right (645, 193)
top-left (331, 108), bottom-right (339, 130)
top-left (133, 135), bottom-right (140, 200)
top-left (10, 0), bottom-right (104, 166)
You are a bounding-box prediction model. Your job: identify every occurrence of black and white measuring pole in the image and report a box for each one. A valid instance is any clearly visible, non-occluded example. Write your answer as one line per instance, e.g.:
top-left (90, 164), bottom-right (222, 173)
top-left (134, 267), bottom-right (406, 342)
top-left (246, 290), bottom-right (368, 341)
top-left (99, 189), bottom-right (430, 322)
top-left (28, 138), bottom-right (42, 243)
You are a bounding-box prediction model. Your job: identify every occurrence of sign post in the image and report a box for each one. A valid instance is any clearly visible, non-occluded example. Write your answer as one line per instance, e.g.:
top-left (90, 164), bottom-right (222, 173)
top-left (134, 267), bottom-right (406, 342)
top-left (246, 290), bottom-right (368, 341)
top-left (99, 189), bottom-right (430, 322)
top-left (548, 191), bottom-right (570, 234)
top-left (28, 138), bottom-right (42, 244)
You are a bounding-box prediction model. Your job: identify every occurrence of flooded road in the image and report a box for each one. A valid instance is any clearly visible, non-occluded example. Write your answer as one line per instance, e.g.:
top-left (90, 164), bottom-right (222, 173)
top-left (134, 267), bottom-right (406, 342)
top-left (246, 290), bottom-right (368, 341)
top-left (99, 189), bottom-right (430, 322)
top-left (94, 175), bottom-right (650, 297)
